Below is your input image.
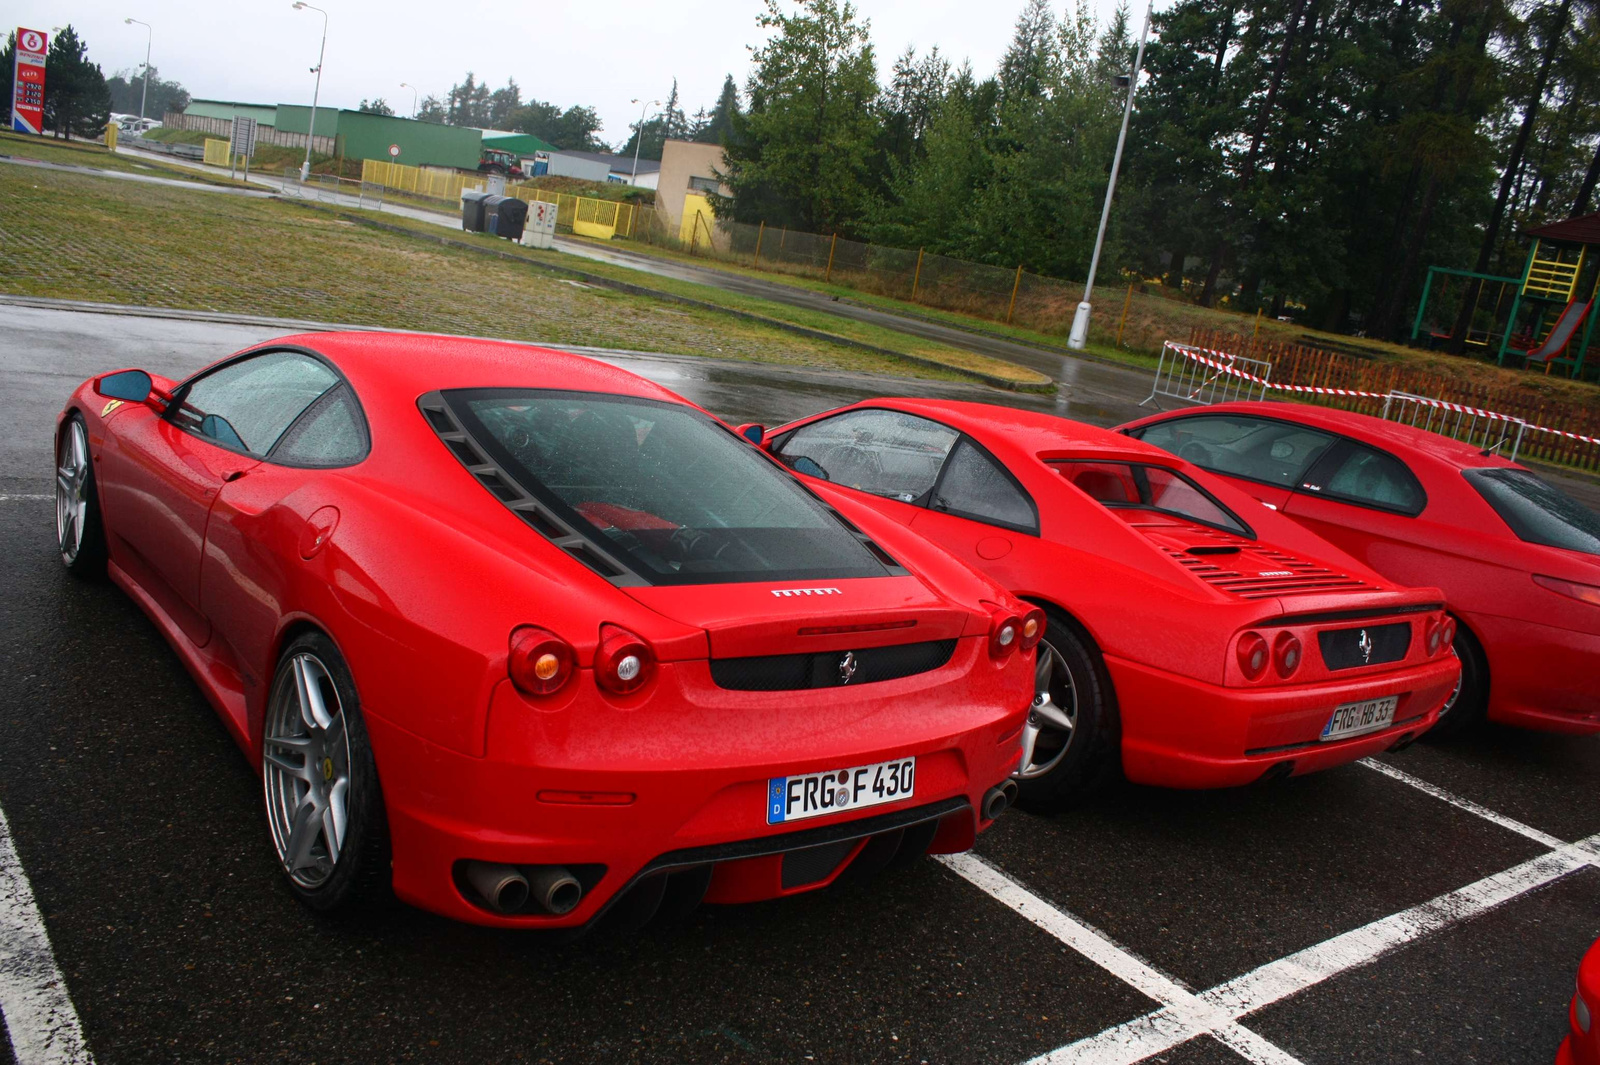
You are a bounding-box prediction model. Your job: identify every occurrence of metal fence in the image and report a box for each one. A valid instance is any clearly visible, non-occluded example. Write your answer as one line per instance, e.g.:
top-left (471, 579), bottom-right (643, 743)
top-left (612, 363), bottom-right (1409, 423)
top-left (1140, 342), bottom-right (1273, 409)
top-left (358, 159), bottom-right (639, 239)
top-left (643, 210), bottom-right (1089, 336)
top-left (1380, 392), bottom-right (1529, 460)
top-left (280, 168), bottom-right (385, 210)
top-left (162, 111), bottom-right (335, 155)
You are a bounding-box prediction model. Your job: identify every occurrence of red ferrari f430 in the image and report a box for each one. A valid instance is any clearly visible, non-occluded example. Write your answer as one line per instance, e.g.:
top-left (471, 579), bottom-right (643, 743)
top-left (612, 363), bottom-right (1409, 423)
top-left (746, 399), bottom-right (1461, 809)
top-left (54, 334), bottom-right (1037, 927)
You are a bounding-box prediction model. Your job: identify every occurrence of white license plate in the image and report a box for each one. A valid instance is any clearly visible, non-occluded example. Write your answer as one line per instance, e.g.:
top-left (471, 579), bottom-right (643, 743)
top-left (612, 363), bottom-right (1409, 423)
top-left (767, 757), bottom-right (915, 825)
top-left (1320, 695), bottom-right (1398, 742)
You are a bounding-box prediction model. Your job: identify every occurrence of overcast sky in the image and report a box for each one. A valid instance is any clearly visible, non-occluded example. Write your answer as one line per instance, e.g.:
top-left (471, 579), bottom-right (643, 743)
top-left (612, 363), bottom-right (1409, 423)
top-left (12, 0), bottom-right (1144, 146)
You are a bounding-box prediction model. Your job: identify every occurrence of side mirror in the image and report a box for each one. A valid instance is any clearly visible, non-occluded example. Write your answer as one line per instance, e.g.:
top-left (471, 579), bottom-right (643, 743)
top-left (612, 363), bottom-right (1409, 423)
top-left (737, 423), bottom-right (766, 447)
top-left (95, 369), bottom-right (153, 403)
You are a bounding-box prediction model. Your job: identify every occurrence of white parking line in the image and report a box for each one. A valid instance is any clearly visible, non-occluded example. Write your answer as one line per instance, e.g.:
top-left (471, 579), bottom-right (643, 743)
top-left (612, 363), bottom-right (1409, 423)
top-left (938, 853), bottom-right (1305, 1065)
top-left (967, 755), bottom-right (1600, 1065)
top-left (0, 495), bottom-right (51, 502)
top-left (0, 802), bottom-right (94, 1065)
top-left (1358, 758), bottom-right (1566, 848)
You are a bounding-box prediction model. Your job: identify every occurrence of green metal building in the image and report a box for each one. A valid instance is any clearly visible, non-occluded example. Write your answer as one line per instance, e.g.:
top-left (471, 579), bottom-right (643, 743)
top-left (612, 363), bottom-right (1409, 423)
top-left (183, 99), bottom-right (278, 125)
top-left (481, 131), bottom-right (557, 156)
top-left (334, 111), bottom-right (482, 170)
top-left (274, 103), bottom-right (340, 139)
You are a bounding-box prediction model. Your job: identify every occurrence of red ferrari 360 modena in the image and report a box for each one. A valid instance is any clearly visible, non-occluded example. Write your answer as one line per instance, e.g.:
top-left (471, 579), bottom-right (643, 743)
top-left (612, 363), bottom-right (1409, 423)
top-left (746, 399), bottom-right (1460, 809)
top-left (54, 334), bottom-right (1037, 928)
top-left (1119, 401), bottom-right (1600, 737)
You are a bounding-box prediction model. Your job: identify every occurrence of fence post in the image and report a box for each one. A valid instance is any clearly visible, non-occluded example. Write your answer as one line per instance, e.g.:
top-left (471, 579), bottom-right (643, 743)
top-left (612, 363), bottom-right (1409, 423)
top-left (753, 220), bottom-right (765, 268)
top-left (1117, 283), bottom-right (1134, 348)
top-left (1253, 308), bottom-right (1262, 338)
top-left (825, 233), bottom-right (838, 283)
top-left (691, 211), bottom-right (700, 256)
top-left (912, 247), bottom-right (925, 301)
top-left (1006, 264), bottom-right (1023, 324)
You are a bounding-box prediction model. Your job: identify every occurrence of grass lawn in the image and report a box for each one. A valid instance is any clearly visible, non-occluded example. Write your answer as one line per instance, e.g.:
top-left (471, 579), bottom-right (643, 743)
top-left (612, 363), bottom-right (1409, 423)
top-left (322, 208), bottom-right (1051, 389)
top-left (0, 130), bottom-right (253, 187)
top-left (0, 164), bottom-right (998, 382)
top-left (577, 234), bottom-right (1600, 409)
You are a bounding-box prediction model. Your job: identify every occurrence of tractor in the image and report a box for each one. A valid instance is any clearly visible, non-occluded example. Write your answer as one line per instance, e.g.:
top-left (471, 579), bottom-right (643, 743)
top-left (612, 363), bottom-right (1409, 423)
top-left (477, 147), bottom-right (525, 178)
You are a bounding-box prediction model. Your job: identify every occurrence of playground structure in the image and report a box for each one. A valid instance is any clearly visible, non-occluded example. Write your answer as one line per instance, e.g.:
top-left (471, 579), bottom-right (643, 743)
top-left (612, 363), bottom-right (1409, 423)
top-left (1412, 210), bottom-right (1600, 378)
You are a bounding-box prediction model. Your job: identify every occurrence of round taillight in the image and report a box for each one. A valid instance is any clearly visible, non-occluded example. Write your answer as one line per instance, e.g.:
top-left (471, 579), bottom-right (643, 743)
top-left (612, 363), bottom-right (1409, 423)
top-left (1440, 615), bottom-right (1456, 651)
top-left (508, 625), bottom-right (575, 696)
top-left (1237, 631), bottom-right (1269, 681)
top-left (595, 624), bottom-right (655, 694)
top-left (1273, 632), bottom-right (1302, 678)
top-left (990, 615), bottom-right (1021, 658)
top-left (1019, 608), bottom-right (1047, 652)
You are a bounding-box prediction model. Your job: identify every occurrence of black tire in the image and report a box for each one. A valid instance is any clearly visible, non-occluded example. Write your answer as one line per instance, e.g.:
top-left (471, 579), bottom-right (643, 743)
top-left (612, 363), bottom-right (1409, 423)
top-left (1013, 611), bottom-right (1122, 814)
top-left (261, 631), bottom-right (391, 913)
top-left (1421, 621), bottom-right (1489, 741)
top-left (56, 414), bottom-right (108, 578)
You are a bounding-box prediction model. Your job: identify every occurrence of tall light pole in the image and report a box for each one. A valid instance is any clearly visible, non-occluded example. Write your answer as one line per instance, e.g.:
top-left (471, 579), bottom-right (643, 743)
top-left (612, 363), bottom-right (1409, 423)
top-left (1068, 0), bottom-right (1154, 351)
top-left (400, 82), bottom-right (418, 119)
top-left (292, 1), bottom-right (328, 182)
top-left (629, 97), bottom-right (660, 185)
top-left (123, 18), bottom-right (152, 124)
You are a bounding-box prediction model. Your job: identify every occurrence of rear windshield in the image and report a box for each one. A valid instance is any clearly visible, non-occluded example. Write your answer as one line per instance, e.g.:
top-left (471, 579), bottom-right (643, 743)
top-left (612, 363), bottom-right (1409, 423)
top-left (1463, 467), bottom-right (1600, 556)
top-left (1053, 460), bottom-right (1253, 537)
top-left (445, 389), bottom-right (892, 585)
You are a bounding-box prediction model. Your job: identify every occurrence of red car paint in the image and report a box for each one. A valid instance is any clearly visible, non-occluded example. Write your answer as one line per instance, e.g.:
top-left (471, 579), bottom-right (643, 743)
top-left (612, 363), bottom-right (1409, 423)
top-left (762, 399), bottom-right (1460, 789)
top-left (1119, 401), bottom-right (1600, 734)
top-left (1559, 935), bottom-right (1600, 1065)
top-left (58, 334), bottom-right (1035, 927)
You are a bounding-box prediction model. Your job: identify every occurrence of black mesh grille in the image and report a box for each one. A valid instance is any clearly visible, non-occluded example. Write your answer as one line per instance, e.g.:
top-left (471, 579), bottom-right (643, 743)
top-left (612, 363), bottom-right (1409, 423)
top-left (781, 840), bottom-right (858, 889)
top-left (1318, 623), bottom-right (1411, 670)
top-left (709, 639), bottom-right (958, 691)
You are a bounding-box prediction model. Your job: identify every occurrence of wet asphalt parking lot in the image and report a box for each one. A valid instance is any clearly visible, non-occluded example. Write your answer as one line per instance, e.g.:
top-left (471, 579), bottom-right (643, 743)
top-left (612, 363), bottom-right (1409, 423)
top-left (3, 300), bottom-right (1599, 1065)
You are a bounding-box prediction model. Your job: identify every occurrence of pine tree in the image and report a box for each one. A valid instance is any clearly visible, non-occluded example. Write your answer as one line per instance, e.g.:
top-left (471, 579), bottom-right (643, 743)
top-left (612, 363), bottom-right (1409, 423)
top-left (692, 76), bottom-right (742, 144)
top-left (717, 0), bottom-right (883, 231)
top-left (41, 26), bottom-right (111, 139)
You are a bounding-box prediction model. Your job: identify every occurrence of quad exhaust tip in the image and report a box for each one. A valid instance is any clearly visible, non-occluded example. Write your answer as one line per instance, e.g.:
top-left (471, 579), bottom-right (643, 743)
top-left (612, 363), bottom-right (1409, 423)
top-left (465, 862), bottom-right (583, 915)
top-left (982, 780), bottom-right (1019, 821)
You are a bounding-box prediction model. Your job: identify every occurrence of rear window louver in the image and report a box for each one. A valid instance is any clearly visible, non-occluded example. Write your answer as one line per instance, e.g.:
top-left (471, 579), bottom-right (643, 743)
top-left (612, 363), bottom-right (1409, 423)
top-left (417, 391), bottom-right (641, 585)
top-left (1163, 546), bottom-right (1372, 599)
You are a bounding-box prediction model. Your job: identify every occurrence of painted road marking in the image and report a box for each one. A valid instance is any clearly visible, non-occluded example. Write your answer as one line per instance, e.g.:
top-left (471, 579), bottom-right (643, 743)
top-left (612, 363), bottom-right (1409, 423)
top-left (976, 756), bottom-right (1600, 1065)
top-left (0, 801), bottom-right (94, 1064)
top-left (939, 853), bottom-right (1305, 1065)
top-left (1359, 758), bottom-right (1566, 848)
top-left (0, 496), bottom-right (51, 502)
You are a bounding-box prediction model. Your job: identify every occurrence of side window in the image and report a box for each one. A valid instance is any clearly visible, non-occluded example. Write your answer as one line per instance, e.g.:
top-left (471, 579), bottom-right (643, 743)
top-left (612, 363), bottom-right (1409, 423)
top-left (775, 409), bottom-right (959, 502)
top-left (1135, 415), bottom-right (1336, 488)
top-left (1309, 444), bottom-right (1425, 515)
top-left (932, 439), bottom-right (1037, 533)
top-left (173, 351), bottom-right (339, 456)
top-left (271, 385), bottom-right (368, 466)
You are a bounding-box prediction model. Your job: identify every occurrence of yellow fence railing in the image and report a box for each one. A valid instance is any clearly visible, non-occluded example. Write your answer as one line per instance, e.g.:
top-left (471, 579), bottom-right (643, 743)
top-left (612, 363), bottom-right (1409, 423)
top-left (360, 158), bottom-right (639, 239)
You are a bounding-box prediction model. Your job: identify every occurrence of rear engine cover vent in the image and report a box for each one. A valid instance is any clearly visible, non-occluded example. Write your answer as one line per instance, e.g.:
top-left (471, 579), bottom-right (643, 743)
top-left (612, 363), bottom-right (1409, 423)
top-left (1163, 545), bottom-right (1372, 600)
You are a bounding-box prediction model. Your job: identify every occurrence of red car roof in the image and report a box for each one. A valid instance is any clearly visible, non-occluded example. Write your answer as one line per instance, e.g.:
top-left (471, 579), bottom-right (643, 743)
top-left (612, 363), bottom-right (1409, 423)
top-left (273, 331), bottom-right (687, 407)
top-left (1149, 401), bottom-right (1522, 471)
top-left (873, 398), bottom-right (1178, 462)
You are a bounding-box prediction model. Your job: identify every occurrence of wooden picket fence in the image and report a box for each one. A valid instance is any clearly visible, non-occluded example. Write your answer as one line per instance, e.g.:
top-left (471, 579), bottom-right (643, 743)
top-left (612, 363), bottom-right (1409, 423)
top-left (1189, 328), bottom-right (1600, 472)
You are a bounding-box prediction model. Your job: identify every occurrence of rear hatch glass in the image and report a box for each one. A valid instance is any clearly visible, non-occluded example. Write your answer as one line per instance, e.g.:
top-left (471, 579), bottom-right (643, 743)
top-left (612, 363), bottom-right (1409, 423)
top-left (1053, 460), bottom-right (1253, 537)
top-left (1464, 467), bottom-right (1600, 555)
top-left (443, 389), bottom-right (895, 585)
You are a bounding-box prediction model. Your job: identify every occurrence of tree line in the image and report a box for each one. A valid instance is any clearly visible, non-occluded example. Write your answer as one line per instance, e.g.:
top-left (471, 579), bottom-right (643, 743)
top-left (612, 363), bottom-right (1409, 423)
top-left (411, 73), bottom-right (742, 155)
top-left (711, 0), bottom-right (1600, 340)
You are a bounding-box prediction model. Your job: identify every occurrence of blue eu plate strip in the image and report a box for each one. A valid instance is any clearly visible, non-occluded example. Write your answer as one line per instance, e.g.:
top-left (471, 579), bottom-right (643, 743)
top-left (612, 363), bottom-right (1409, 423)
top-left (767, 777), bottom-right (788, 824)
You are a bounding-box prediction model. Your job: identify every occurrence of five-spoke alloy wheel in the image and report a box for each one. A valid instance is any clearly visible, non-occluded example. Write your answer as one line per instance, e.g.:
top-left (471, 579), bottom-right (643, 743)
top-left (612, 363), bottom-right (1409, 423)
top-left (1013, 610), bottom-right (1122, 813)
top-left (56, 415), bottom-right (107, 576)
top-left (262, 632), bottom-right (389, 911)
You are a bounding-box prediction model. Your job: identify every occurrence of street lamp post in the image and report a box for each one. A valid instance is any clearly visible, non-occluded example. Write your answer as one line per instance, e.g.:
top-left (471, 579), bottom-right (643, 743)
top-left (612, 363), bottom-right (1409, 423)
top-left (400, 82), bottom-right (418, 119)
top-left (629, 97), bottom-right (660, 185)
top-left (123, 18), bottom-right (152, 124)
top-left (292, 2), bottom-right (328, 183)
top-left (1067, 0), bottom-right (1154, 351)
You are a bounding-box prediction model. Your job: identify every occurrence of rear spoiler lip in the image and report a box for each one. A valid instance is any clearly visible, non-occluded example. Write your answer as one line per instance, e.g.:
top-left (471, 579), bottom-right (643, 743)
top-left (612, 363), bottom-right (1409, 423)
top-left (1273, 602), bottom-right (1446, 627)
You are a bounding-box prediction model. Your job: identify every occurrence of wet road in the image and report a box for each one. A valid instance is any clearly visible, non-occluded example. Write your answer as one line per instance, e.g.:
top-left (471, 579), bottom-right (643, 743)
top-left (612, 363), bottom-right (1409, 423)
top-left (3, 303), bottom-right (1599, 1065)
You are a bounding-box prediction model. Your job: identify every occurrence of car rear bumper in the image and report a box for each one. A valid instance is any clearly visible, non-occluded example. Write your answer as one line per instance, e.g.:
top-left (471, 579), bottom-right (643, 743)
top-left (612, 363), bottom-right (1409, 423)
top-left (364, 638), bottom-right (1030, 927)
top-left (1105, 653), bottom-right (1459, 789)
top-left (1468, 612), bottom-right (1600, 734)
